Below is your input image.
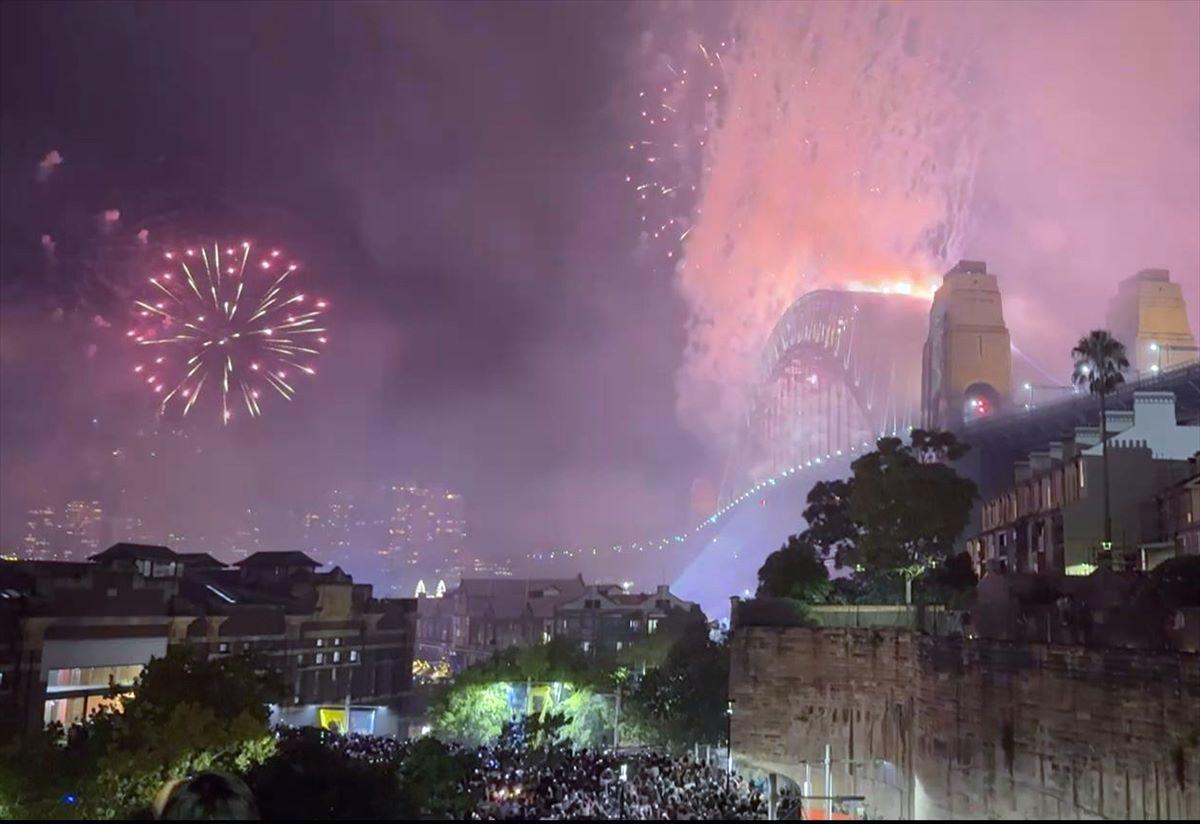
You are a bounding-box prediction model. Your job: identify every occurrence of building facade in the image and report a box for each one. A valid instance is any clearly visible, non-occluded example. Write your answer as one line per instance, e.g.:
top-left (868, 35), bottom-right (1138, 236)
top-left (0, 544), bottom-right (416, 736)
top-left (415, 576), bottom-right (699, 668)
top-left (555, 583), bottom-right (699, 655)
top-left (968, 392), bottom-right (1200, 575)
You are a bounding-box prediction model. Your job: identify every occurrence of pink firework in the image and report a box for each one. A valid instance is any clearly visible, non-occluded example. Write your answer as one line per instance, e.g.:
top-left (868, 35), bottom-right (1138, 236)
top-left (127, 241), bottom-right (327, 423)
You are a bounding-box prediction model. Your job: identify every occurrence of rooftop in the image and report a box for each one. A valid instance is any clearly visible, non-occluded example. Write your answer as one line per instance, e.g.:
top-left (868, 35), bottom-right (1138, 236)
top-left (234, 551), bottom-right (320, 569)
top-left (176, 552), bottom-right (227, 569)
top-left (90, 543), bottom-right (178, 563)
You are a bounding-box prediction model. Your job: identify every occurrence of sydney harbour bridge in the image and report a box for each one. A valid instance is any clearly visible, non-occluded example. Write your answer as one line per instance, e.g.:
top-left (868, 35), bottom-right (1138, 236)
top-left (720, 288), bottom-right (928, 506)
top-left (531, 261), bottom-right (1200, 615)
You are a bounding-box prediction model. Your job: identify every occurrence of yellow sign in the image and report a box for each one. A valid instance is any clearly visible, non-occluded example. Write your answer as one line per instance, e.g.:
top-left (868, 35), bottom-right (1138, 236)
top-left (318, 707), bottom-right (347, 733)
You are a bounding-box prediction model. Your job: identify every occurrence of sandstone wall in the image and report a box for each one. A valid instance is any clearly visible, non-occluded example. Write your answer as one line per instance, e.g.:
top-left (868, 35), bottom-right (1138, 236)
top-left (730, 627), bottom-right (1200, 819)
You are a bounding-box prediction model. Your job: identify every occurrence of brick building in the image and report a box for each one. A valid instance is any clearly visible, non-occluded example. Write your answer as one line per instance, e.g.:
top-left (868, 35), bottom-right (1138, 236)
top-left (0, 543), bottom-right (416, 736)
top-left (968, 392), bottom-right (1199, 575)
top-left (415, 576), bottom-right (699, 668)
top-left (555, 583), bottom-right (699, 655)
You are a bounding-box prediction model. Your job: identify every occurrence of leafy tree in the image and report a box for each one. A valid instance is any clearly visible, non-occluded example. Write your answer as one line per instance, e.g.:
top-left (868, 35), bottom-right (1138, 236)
top-left (84, 647), bottom-right (282, 817)
top-left (558, 689), bottom-right (613, 749)
top-left (396, 736), bottom-right (480, 819)
top-left (756, 534), bottom-right (831, 603)
top-left (780, 431), bottom-right (976, 603)
top-left (0, 646), bottom-right (283, 819)
top-left (433, 683), bottom-right (512, 747)
top-left (1072, 330), bottom-right (1129, 552)
top-left (842, 434), bottom-right (977, 601)
top-left (801, 479), bottom-right (859, 556)
top-left (918, 551), bottom-right (978, 607)
top-left (910, 427), bottom-right (971, 463)
top-left (249, 727), bottom-right (408, 820)
top-left (624, 621), bottom-right (728, 750)
top-left (0, 724), bottom-right (96, 820)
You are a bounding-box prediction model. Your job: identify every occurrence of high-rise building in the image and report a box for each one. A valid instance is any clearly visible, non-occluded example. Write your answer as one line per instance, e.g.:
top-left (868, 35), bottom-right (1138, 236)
top-left (385, 484), bottom-right (467, 579)
top-left (21, 506), bottom-right (60, 560)
top-left (111, 514), bottom-right (155, 545)
top-left (229, 508), bottom-right (264, 560)
top-left (62, 500), bottom-right (105, 559)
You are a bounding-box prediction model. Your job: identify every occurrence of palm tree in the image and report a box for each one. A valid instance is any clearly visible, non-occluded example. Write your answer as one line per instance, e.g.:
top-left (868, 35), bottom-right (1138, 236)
top-left (1071, 330), bottom-right (1129, 554)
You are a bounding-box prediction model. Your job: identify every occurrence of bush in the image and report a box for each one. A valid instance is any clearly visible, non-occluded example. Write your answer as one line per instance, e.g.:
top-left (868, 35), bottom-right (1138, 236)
top-left (248, 728), bottom-right (407, 820)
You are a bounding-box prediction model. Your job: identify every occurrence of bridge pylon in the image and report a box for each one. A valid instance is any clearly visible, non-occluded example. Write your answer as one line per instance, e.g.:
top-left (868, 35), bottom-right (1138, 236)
top-left (1106, 269), bottom-right (1198, 375)
top-left (922, 260), bottom-right (1012, 431)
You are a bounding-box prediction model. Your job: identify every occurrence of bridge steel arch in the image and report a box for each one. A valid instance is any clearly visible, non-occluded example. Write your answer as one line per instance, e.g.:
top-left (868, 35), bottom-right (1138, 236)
top-left (722, 290), bottom-right (930, 504)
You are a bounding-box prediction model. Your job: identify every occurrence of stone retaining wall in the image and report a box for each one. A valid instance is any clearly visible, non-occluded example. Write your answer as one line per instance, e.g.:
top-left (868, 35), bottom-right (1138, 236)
top-left (730, 627), bottom-right (1200, 819)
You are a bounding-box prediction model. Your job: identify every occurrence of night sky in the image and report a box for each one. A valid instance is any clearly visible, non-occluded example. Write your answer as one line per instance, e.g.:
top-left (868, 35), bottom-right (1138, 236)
top-left (2, 1), bottom-right (1197, 573)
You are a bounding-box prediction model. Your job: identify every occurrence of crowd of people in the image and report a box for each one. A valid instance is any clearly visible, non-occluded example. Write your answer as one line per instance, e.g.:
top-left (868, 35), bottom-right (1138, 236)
top-left (317, 729), bottom-right (411, 766)
top-left (467, 745), bottom-right (779, 820)
top-left (153, 727), bottom-right (795, 820)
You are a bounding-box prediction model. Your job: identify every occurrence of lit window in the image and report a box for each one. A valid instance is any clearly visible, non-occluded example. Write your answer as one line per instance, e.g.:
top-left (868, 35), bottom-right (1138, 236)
top-left (349, 650), bottom-right (359, 662)
top-left (297, 655), bottom-right (304, 665)
top-left (332, 651), bottom-right (341, 663)
top-left (316, 638), bottom-right (324, 647)
top-left (217, 642), bottom-right (229, 653)
top-left (334, 638), bottom-right (341, 647)
top-left (316, 653), bottom-right (325, 664)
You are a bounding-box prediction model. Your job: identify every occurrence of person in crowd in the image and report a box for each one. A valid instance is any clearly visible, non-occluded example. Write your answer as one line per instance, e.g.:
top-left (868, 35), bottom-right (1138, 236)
top-left (155, 772), bottom-right (260, 820)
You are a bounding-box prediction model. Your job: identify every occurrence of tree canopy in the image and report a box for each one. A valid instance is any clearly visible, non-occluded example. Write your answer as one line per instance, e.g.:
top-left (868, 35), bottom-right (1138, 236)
top-left (756, 534), bottom-right (831, 603)
top-left (0, 646), bottom-right (283, 819)
top-left (843, 433), bottom-right (977, 575)
top-left (752, 430), bottom-right (978, 605)
top-left (1071, 329), bottom-right (1129, 396)
top-left (623, 619), bottom-right (728, 751)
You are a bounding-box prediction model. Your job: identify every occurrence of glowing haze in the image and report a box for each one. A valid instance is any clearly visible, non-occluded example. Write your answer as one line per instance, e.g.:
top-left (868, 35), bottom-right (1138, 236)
top-left (668, 0), bottom-right (1200, 446)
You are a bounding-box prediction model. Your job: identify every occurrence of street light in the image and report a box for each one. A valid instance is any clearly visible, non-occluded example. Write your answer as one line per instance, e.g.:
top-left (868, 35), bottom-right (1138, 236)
top-left (1023, 382), bottom-right (1033, 409)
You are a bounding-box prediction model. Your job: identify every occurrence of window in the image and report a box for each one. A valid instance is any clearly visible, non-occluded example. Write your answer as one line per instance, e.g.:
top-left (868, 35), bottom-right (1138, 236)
top-left (217, 642), bottom-right (229, 653)
top-left (656, 599), bottom-right (670, 609)
top-left (316, 652), bottom-right (325, 664)
top-left (316, 638), bottom-right (324, 648)
top-left (332, 651), bottom-right (341, 663)
top-left (334, 638), bottom-right (341, 647)
top-left (44, 693), bottom-right (127, 728)
top-left (581, 641), bottom-right (591, 653)
top-left (297, 655), bottom-right (305, 665)
top-left (349, 650), bottom-right (359, 662)
top-left (648, 618), bottom-right (659, 634)
top-left (615, 641), bottom-right (623, 651)
top-left (47, 664), bottom-right (143, 693)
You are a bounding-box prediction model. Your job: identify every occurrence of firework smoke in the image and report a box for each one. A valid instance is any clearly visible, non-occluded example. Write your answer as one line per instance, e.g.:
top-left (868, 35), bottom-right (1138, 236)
top-left (670, 0), bottom-right (1199, 448)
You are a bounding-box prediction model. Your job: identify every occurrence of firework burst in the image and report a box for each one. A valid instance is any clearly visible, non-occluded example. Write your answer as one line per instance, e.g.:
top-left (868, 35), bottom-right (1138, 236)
top-left (127, 241), bottom-right (327, 423)
top-left (627, 35), bottom-right (732, 269)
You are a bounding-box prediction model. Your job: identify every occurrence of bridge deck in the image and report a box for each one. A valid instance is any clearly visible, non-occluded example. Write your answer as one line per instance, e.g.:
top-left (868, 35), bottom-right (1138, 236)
top-left (960, 360), bottom-right (1200, 496)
